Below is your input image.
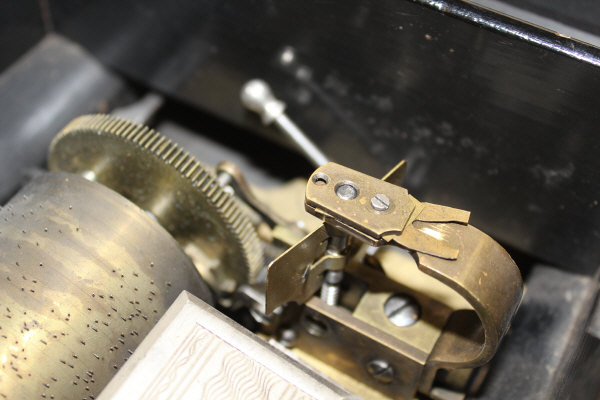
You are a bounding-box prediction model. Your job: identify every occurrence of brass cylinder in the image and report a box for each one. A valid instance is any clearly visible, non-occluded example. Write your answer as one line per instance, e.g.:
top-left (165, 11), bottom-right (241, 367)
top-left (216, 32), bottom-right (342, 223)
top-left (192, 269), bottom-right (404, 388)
top-left (0, 172), bottom-right (212, 399)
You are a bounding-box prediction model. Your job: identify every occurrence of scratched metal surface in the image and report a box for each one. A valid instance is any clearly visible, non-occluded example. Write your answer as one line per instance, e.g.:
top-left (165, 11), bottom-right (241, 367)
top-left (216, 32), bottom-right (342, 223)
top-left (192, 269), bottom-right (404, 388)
top-left (46, 0), bottom-right (600, 274)
top-left (0, 173), bottom-right (211, 400)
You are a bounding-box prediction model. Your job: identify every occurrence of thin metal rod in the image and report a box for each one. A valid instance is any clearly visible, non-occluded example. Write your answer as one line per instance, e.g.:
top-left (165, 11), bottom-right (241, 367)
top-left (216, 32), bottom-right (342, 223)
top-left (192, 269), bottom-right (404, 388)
top-left (240, 79), bottom-right (329, 168)
top-left (273, 114), bottom-right (329, 167)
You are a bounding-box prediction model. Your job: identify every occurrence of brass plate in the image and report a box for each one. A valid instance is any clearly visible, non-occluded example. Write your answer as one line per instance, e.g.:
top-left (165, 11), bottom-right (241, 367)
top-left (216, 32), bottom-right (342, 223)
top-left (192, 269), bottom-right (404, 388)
top-left (305, 163), bottom-right (415, 243)
top-left (265, 226), bottom-right (329, 314)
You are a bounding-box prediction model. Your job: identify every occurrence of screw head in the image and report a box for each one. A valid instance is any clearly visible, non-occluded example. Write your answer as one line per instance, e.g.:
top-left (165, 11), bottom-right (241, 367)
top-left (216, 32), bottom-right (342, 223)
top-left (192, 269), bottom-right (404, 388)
top-left (366, 358), bottom-right (394, 384)
top-left (279, 328), bottom-right (297, 348)
top-left (371, 194), bottom-right (390, 211)
top-left (384, 294), bottom-right (421, 327)
top-left (302, 314), bottom-right (329, 337)
top-left (335, 181), bottom-right (359, 200)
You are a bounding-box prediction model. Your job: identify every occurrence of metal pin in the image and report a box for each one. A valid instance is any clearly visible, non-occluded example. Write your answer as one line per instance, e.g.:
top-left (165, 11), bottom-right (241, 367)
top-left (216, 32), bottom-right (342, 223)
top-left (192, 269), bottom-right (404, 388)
top-left (241, 79), bottom-right (329, 168)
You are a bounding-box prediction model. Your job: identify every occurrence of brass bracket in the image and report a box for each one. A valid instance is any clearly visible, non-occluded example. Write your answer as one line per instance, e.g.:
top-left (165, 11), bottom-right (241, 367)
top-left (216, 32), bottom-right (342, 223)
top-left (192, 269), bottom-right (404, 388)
top-left (267, 161), bottom-right (523, 370)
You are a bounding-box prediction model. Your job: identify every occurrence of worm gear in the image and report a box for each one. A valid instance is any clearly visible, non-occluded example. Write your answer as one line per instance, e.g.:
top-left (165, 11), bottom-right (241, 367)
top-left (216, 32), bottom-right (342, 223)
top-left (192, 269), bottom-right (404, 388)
top-left (48, 114), bottom-right (263, 293)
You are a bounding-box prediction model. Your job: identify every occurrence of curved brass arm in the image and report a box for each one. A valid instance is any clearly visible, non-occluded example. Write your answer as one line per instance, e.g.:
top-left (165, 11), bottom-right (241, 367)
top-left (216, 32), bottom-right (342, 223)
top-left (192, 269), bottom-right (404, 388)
top-left (268, 162), bottom-right (523, 369)
top-left (413, 222), bottom-right (522, 368)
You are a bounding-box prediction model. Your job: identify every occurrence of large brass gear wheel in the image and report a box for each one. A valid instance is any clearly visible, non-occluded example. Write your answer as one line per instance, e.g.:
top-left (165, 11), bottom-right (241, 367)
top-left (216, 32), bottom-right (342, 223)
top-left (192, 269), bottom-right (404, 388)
top-left (48, 114), bottom-right (263, 293)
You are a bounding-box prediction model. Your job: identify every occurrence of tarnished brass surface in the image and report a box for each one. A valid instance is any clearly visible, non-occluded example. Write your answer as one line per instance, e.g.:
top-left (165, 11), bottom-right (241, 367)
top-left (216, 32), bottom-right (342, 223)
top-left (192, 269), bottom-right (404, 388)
top-left (306, 163), bottom-right (470, 259)
top-left (415, 222), bottom-right (522, 369)
top-left (297, 298), bottom-right (427, 400)
top-left (253, 178), bottom-right (322, 234)
top-left (303, 162), bottom-right (522, 369)
top-left (48, 114), bottom-right (263, 293)
top-left (289, 348), bottom-right (391, 400)
top-left (349, 263), bottom-right (451, 356)
top-left (292, 262), bottom-right (454, 399)
top-left (266, 226), bottom-right (329, 314)
top-left (306, 164), bottom-right (417, 245)
top-left (374, 247), bottom-right (470, 311)
top-left (0, 172), bottom-right (211, 400)
top-left (266, 161), bottom-right (522, 397)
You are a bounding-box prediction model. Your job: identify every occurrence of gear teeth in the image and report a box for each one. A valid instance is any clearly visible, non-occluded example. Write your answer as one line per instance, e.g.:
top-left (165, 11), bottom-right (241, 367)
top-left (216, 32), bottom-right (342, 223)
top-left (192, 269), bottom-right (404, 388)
top-left (137, 128), bottom-right (153, 146)
top-left (49, 114), bottom-right (264, 290)
top-left (143, 132), bottom-right (161, 150)
top-left (150, 136), bottom-right (166, 152)
top-left (179, 156), bottom-right (194, 174)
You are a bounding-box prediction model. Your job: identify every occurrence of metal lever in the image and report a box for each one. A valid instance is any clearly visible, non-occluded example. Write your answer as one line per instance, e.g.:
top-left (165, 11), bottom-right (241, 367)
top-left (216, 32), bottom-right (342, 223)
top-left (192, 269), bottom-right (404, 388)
top-left (240, 79), bottom-right (329, 168)
top-left (266, 161), bottom-right (523, 369)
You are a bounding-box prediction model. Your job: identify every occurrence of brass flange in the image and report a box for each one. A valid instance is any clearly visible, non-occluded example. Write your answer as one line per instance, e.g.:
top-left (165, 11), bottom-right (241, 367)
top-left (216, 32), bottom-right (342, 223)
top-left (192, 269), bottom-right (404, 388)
top-left (48, 114), bottom-right (263, 293)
